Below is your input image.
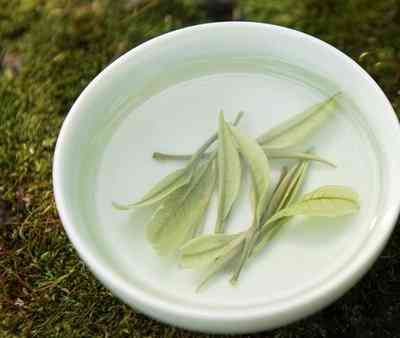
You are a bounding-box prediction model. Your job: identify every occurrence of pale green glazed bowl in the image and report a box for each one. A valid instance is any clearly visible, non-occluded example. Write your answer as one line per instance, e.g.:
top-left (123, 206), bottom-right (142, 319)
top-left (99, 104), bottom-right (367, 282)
top-left (53, 22), bottom-right (400, 334)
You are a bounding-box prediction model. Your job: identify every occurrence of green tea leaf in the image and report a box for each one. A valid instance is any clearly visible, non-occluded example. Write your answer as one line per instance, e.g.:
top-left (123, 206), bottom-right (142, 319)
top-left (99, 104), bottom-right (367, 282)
top-left (113, 120), bottom-right (219, 209)
top-left (276, 160), bottom-right (309, 212)
top-left (285, 161), bottom-right (309, 208)
top-left (152, 111), bottom-right (244, 162)
top-left (257, 94), bottom-right (340, 149)
top-left (249, 185), bottom-right (257, 218)
top-left (229, 226), bottom-right (256, 284)
top-left (179, 233), bottom-right (244, 268)
top-left (232, 158), bottom-right (311, 281)
top-left (112, 168), bottom-right (192, 210)
top-left (262, 164), bottom-right (299, 222)
top-left (181, 152), bottom-right (216, 200)
top-left (152, 152), bottom-right (205, 161)
top-left (229, 125), bottom-right (270, 225)
top-left (146, 159), bottom-right (217, 255)
top-left (255, 159), bottom-right (310, 255)
top-left (265, 185), bottom-right (360, 225)
top-left (227, 126), bottom-right (271, 283)
top-left (196, 243), bottom-right (243, 292)
top-left (252, 218), bottom-right (286, 256)
top-left (215, 112), bottom-right (242, 233)
top-left (264, 149), bottom-right (336, 167)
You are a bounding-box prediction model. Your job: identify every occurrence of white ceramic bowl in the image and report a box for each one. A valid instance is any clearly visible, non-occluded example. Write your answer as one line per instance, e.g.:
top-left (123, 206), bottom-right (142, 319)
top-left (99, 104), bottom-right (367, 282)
top-left (53, 22), bottom-right (400, 334)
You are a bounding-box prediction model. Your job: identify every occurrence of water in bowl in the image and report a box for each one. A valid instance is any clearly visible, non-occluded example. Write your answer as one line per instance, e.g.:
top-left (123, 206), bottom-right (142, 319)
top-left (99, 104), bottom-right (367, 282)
top-left (79, 56), bottom-right (381, 308)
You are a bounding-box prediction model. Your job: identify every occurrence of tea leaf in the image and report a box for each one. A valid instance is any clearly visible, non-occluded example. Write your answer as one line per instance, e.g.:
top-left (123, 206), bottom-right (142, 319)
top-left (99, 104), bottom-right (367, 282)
top-left (152, 111), bottom-right (244, 161)
top-left (265, 149), bottom-right (336, 167)
top-left (112, 168), bottom-right (192, 210)
top-left (179, 233), bottom-right (244, 268)
top-left (262, 164), bottom-right (298, 223)
top-left (265, 165), bottom-right (297, 219)
top-left (113, 119), bottom-right (219, 209)
top-left (215, 112), bottom-right (242, 233)
top-left (229, 125), bottom-right (270, 225)
top-left (276, 160), bottom-right (309, 212)
top-left (229, 226), bottom-right (256, 284)
top-left (255, 159), bottom-right (310, 255)
top-left (181, 152), bottom-right (217, 200)
top-left (196, 243), bottom-right (243, 292)
top-left (232, 157), bottom-right (312, 282)
top-left (265, 185), bottom-right (359, 225)
top-left (285, 160), bottom-right (309, 207)
top-left (269, 166), bottom-right (289, 202)
top-left (257, 94), bottom-right (340, 149)
top-left (152, 152), bottom-right (203, 161)
top-left (227, 126), bottom-right (271, 283)
top-left (252, 218), bottom-right (287, 256)
top-left (249, 185), bottom-right (257, 218)
top-left (146, 159), bottom-right (217, 255)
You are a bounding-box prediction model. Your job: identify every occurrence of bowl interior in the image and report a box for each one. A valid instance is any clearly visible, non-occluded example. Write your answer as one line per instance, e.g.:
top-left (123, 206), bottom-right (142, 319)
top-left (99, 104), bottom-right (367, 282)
top-left (54, 23), bottom-right (399, 332)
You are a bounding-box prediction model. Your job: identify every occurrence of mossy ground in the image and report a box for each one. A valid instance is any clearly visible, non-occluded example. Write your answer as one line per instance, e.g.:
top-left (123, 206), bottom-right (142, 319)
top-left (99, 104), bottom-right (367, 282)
top-left (0, 1), bottom-right (399, 337)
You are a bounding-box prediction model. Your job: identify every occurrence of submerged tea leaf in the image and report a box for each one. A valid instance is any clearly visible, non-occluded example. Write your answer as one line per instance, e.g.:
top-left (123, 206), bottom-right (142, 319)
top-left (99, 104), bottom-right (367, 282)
top-left (265, 185), bottom-right (359, 225)
top-left (113, 118), bottom-right (220, 209)
top-left (255, 159), bottom-right (310, 255)
top-left (196, 243), bottom-right (243, 292)
top-left (152, 111), bottom-right (244, 162)
top-left (276, 160), bottom-right (309, 212)
top-left (179, 233), bottom-right (244, 268)
top-left (232, 157), bottom-right (312, 282)
top-left (229, 125), bottom-right (270, 225)
top-left (271, 166), bottom-right (289, 200)
top-left (228, 126), bottom-right (271, 283)
top-left (257, 94), bottom-right (340, 149)
top-left (285, 161), bottom-right (309, 207)
top-left (252, 218), bottom-right (286, 256)
top-left (146, 159), bottom-right (217, 255)
top-left (263, 163), bottom-right (301, 222)
top-left (152, 152), bottom-right (204, 161)
top-left (112, 168), bottom-right (192, 210)
top-left (264, 149), bottom-right (336, 167)
top-left (215, 112), bottom-right (242, 233)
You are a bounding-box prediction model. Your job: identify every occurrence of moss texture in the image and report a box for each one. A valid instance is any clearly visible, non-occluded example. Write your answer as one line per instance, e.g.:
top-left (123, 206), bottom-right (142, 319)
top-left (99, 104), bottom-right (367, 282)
top-left (0, 0), bottom-right (399, 337)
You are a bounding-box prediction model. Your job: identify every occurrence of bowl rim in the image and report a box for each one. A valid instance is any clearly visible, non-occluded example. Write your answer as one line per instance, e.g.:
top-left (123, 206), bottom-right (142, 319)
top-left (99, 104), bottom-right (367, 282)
top-left (53, 21), bottom-right (400, 332)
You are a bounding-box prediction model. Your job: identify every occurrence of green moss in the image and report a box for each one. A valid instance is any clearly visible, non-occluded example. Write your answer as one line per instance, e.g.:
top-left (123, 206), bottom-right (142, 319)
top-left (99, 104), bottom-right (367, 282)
top-left (1, 0), bottom-right (399, 337)
top-left (0, 1), bottom-right (210, 337)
